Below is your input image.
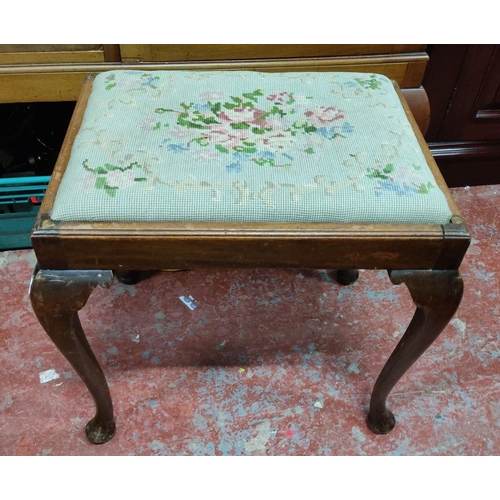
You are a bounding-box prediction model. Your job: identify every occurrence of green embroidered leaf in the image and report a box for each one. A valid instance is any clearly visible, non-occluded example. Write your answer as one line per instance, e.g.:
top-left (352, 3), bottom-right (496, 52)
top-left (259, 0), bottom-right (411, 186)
top-left (223, 103), bottom-right (236, 110)
top-left (242, 141), bottom-right (256, 147)
top-left (413, 164), bottom-right (422, 171)
top-left (253, 157), bottom-right (275, 167)
top-left (304, 147), bottom-right (315, 154)
top-left (193, 137), bottom-right (209, 147)
top-left (196, 115), bottom-right (219, 125)
top-left (383, 164), bottom-right (394, 174)
top-left (105, 83), bottom-right (116, 90)
top-left (230, 96), bottom-right (243, 104)
top-left (155, 108), bottom-right (172, 114)
top-left (252, 127), bottom-right (266, 135)
top-left (211, 102), bottom-right (222, 114)
top-left (95, 177), bottom-right (106, 189)
top-left (104, 163), bottom-right (120, 171)
top-left (230, 122), bottom-right (250, 130)
top-left (355, 75), bottom-right (383, 90)
top-left (367, 171), bottom-right (388, 180)
top-left (134, 178), bottom-right (148, 182)
top-left (418, 182), bottom-right (434, 194)
top-left (270, 106), bottom-right (285, 116)
top-left (153, 122), bottom-right (161, 130)
top-left (242, 92), bottom-right (259, 103)
top-left (215, 144), bottom-right (229, 153)
top-left (95, 167), bottom-right (108, 175)
top-left (181, 102), bottom-right (193, 110)
top-left (234, 146), bottom-right (257, 154)
top-left (304, 126), bottom-right (317, 133)
top-left (104, 186), bottom-right (118, 197)
top-left (178, 116), bottom-right (205, 129)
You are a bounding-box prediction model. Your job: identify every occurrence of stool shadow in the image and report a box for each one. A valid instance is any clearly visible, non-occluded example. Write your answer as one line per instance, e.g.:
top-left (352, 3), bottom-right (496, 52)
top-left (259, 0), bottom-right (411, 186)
top-left (83, 268), bottom-right (382, 377)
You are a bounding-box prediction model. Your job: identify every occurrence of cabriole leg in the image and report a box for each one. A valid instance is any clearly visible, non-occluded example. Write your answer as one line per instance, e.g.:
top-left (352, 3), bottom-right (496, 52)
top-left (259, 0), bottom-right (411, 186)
top-left (29, 267), bottom-right (115, 444)
top-left (334, 269), bottom-right (360, 286)
top-left (367, 269), bottom-right (464, 434)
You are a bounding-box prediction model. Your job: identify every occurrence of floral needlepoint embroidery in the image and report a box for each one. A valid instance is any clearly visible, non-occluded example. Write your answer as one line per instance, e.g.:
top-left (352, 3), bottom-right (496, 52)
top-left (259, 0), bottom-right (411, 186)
top-left (154, 89), bottom-right (354, 174)
top-left (82, 160), bottom-right (147, 197)
top-left (50, 71), bottom-right (455, 225)
top-left (76, 71), bottom-right (439, 206)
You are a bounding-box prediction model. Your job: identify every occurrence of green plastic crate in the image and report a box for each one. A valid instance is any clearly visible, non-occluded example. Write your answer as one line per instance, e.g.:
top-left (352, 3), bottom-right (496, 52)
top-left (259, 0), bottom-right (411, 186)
top-left (0, 176), bottom-right (50, 250)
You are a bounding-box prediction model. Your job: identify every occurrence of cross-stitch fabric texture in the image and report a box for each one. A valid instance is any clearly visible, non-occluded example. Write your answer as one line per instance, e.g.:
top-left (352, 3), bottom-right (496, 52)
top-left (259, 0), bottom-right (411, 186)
top-left (51, 70), bottom-right (453, 224)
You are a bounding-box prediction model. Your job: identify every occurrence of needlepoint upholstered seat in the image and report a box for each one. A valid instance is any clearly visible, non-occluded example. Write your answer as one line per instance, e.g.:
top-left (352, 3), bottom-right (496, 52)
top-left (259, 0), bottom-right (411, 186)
top-left (29, 70), bottom-right (470, 444)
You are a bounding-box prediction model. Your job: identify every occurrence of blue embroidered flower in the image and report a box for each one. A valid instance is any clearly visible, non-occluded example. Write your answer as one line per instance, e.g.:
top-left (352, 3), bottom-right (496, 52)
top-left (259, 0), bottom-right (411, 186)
top-left (341, 122), bottom-right (354, 134)
top-left (166, 144), bottom-right (189, 153)
top-left (259, 151), bottom-right (275, 159)
top-left (226, 162), bottom-right (243, 173)
top-left (375, 180), bottom-right (419, 197)
top-left (193, 103), bottom-right (212, 112)
top-left (233, 152), bottom-right (253, 161)
top-left (317, 127), bottom-right (335, 138)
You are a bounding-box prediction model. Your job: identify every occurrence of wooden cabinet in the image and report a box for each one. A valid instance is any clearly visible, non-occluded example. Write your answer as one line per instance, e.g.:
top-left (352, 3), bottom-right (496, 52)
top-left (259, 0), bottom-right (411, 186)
top-left (424, 44), bottom-right (500, 187)
top-left (0, 44), bottom-right (428, 102)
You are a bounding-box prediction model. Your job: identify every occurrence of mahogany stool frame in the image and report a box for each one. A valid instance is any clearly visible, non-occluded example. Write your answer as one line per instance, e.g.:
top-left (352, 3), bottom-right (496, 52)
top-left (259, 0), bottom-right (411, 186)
top-left (29, 75), bottom-right (470, 444)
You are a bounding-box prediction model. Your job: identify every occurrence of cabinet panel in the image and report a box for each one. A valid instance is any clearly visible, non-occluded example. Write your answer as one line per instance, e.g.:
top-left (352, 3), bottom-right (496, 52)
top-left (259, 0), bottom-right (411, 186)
top-left (424, 44), bottom-right (500, 186)
top-left (0, 44), bottom-right (107, 65)
top-left (436, 45), bottom-right (500, 141)
top-left (120, 44), bottom-right (426, 62)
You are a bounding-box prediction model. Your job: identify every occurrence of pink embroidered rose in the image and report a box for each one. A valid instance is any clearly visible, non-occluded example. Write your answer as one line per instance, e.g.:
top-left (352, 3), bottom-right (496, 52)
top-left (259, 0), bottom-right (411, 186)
top-left (259, 132), bottom-right (295, 151)
top-left (218, 107), bottom-right (266, 124)
top-left (304, 106), bottom-right (345, 127)
top-left (203, 126), bottom-right (248, 148)
top-left (267, 92), bottom-right (292, 104)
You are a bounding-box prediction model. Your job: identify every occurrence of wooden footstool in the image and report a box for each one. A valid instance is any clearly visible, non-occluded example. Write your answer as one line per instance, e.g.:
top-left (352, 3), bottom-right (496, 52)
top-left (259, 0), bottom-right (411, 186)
top-left (29, 70), bottom-right (470, 444)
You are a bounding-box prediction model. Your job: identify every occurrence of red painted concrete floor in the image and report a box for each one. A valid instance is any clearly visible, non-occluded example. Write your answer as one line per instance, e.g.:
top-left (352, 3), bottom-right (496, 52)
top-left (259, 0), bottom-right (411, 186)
top-left (1, 184), bottom-right (499, 456)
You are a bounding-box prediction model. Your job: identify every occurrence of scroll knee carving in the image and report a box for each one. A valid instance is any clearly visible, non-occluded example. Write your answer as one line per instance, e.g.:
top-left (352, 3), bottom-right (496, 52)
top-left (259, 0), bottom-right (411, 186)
top-left (367, 269), bottom-right (464, 434)
top-left (29, 267), bottom-right (115, 444)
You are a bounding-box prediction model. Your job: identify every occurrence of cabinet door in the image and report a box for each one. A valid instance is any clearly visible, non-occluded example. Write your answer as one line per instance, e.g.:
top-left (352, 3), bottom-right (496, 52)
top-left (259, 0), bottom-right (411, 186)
top-left (436, 45), bottom-right (500, 142)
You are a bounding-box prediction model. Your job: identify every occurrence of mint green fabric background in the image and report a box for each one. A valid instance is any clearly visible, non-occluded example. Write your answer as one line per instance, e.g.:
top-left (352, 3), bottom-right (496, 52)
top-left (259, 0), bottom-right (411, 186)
top-left (51, 70), bottom-right (453, 224)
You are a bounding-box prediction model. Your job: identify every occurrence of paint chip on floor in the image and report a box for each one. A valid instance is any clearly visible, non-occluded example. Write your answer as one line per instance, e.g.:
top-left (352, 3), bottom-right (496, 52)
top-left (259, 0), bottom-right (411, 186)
top-left (39, 369), bottom-right (60, 384)
top-left (179, 295), bottom-right (197, 310)
top-left (451, 317), bottom-right (467, 335)
top-left (215, 340), bottom-right (227, 351)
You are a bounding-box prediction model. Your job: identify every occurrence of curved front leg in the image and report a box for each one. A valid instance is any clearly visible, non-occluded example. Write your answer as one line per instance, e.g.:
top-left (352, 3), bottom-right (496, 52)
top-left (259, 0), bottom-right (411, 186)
top-left (334, 269), bottom-right (360, 286)
top-left (29, 267), bottom-right (115, 444)
top-left (367, 270), bottom-right (464, 434)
